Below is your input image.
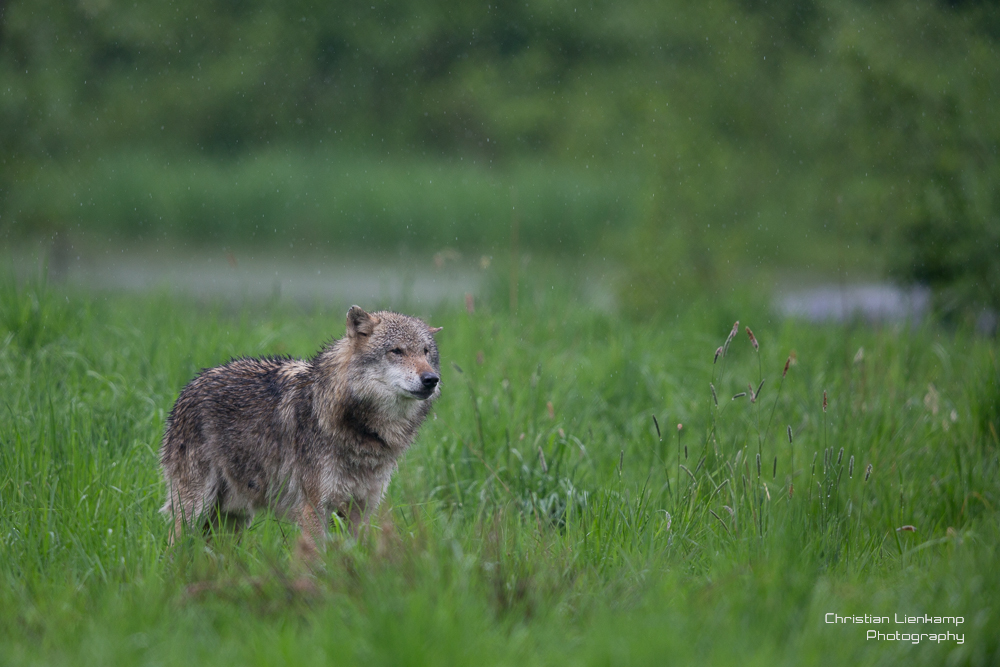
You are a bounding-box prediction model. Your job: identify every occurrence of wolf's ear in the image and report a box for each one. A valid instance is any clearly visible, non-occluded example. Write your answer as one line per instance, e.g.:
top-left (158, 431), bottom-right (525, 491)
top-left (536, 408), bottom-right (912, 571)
top-left (346, 305), bottom-right (379, 338)
top-left (428, 326), bottom-right (443, 335)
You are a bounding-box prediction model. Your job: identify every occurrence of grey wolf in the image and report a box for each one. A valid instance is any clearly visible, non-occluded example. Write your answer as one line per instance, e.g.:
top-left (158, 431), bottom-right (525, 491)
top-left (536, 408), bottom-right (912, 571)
top-left (159, 305), bottom-right (441, 553)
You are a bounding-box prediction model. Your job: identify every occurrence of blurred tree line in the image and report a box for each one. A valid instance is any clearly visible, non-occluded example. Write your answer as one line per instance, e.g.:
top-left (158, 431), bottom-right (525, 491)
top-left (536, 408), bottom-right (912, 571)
top-left (0, 0), bottom-right (997, 312)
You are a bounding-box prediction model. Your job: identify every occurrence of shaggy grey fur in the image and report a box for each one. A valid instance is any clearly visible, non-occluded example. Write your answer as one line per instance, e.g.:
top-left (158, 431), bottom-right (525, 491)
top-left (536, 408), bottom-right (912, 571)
top-left (159, 306), bottom-right (441, 552)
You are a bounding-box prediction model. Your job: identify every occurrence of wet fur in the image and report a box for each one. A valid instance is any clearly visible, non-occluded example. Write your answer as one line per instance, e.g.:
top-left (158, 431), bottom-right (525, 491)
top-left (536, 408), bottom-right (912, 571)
top-left (159, 306), bottom-right (441, 552)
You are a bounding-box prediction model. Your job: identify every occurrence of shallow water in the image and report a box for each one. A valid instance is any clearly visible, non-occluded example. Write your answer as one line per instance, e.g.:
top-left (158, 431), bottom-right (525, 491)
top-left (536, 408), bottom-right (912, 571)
top-left (776, 284), bottom-right (932, 323)
top-left (19, 242), bottom-right (484, 309)
top-left (12, 240), bottom-right (945, 324)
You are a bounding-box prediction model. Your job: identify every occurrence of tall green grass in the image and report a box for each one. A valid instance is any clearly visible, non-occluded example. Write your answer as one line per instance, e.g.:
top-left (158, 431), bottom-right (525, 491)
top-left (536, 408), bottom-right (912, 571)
top-left (4, 149), bottom-right (638, 254)
top-left (0, 274), bottom-right (997, 665)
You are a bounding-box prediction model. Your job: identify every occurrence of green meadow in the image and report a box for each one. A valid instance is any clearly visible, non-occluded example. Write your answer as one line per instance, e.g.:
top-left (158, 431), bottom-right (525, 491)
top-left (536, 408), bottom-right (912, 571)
top-left (1, 274), bottom-right (997, 665)
top-left (3, 0), bottom-right (998, 662)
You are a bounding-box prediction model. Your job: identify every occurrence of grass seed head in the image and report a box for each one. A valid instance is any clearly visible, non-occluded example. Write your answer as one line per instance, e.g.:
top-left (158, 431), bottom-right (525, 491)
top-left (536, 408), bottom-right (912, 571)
top-left (726, 320), bottom-right (739, 347)
top-left (849, 455), bottom-right (855, 478)
top-left (710, 383), bottom-right (718, 406)
top-left (787, 425), bottom-right (793, 443)
top-left (782, 356), bottom-right (791, 378)
top-left (745, 326), bottom-right (759, 351)
top-left (823, 390), bottom-right (828, 412)
top-left (709, 509), bottom-right (730, 536)
top-left (837, 447), bottom-right (844, 466)
top-left (652, 414), bottom-right (661, 439)
top-left (865, 463), bottom-right (873, 482)
top-left (756, 453), bottom-right (761, 476)
top-left (772, 456), bottom-right (777, 479)
top-left (714, 346), bottom-right (723, 363)
top-left (732, 392), bottom-right (747, 400)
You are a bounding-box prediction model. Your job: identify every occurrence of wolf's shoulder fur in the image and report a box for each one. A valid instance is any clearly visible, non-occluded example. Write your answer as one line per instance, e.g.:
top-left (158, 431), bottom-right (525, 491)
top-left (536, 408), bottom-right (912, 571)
top-left (159, 306), bottom-right (442, 550)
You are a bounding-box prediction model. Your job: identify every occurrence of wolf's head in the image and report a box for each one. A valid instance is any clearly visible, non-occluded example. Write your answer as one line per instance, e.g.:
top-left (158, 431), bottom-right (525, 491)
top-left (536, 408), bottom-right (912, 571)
top-left (345, 305), bottom-right (442, 402)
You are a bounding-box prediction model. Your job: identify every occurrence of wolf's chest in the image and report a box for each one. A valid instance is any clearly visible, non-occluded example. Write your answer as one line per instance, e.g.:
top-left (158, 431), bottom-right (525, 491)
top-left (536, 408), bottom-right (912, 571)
top-left (308, 441), bottom-right (395, 505)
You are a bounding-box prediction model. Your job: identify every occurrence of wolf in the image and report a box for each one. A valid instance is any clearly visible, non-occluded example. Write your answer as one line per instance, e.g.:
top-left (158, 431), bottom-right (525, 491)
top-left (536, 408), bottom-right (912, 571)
top-left (159, 305), bottom-right (441, 553)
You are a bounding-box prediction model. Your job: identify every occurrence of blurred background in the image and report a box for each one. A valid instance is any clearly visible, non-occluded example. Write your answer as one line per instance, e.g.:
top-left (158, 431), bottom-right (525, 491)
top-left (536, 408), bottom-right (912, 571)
top-left (1, 0), bottom-right (998, 322)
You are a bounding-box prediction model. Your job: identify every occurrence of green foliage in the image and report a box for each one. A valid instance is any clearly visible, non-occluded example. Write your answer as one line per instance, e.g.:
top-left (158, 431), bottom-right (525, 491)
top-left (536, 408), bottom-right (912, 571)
top-left (3, 276), bottom-right (997, 664)
top-left (0, 0), bottom-right (673, 159)
top-left (3, 0), bottom-right (998, 311)
top-left (829, 2), bottom-right (1000, 313)
top-left (618, 0), bottom-right (1000, 312)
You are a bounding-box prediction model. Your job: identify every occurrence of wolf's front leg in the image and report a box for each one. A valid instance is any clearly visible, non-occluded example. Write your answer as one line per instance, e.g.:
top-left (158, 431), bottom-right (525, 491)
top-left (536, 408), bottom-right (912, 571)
top-left (293, 501), bottom-right (328, 560)
top-left (342, 498), bottom-right (373, 540)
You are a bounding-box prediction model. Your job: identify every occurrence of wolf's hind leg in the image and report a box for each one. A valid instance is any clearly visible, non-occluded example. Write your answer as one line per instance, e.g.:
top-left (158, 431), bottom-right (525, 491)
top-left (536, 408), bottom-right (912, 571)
top-left (165, 493), bottom-right (198, 546)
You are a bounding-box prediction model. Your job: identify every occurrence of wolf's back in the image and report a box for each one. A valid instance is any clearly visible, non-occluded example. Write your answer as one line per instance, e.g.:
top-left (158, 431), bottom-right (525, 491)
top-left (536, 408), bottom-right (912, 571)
top-left (159, 356), bottom-right (309, 469)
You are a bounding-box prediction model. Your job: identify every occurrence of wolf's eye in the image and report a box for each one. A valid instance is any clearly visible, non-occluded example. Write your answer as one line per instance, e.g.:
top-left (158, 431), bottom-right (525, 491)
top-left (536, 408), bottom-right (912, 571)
top-left (423, 347), bottom-right (429, 355)
top-left (390, 348), bottom-right (404, 356)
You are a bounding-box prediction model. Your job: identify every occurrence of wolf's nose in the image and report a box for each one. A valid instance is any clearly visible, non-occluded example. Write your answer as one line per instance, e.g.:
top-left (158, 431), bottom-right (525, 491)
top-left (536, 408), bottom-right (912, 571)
top-left (420, 372), bottom-right (440, 390)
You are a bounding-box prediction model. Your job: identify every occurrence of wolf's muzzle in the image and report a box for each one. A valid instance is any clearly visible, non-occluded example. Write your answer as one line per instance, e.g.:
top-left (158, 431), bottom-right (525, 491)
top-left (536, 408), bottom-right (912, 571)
top-left (420, 372), bottom-right (439, 390)
top-left (410, 372), bottom-right (439, 399)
